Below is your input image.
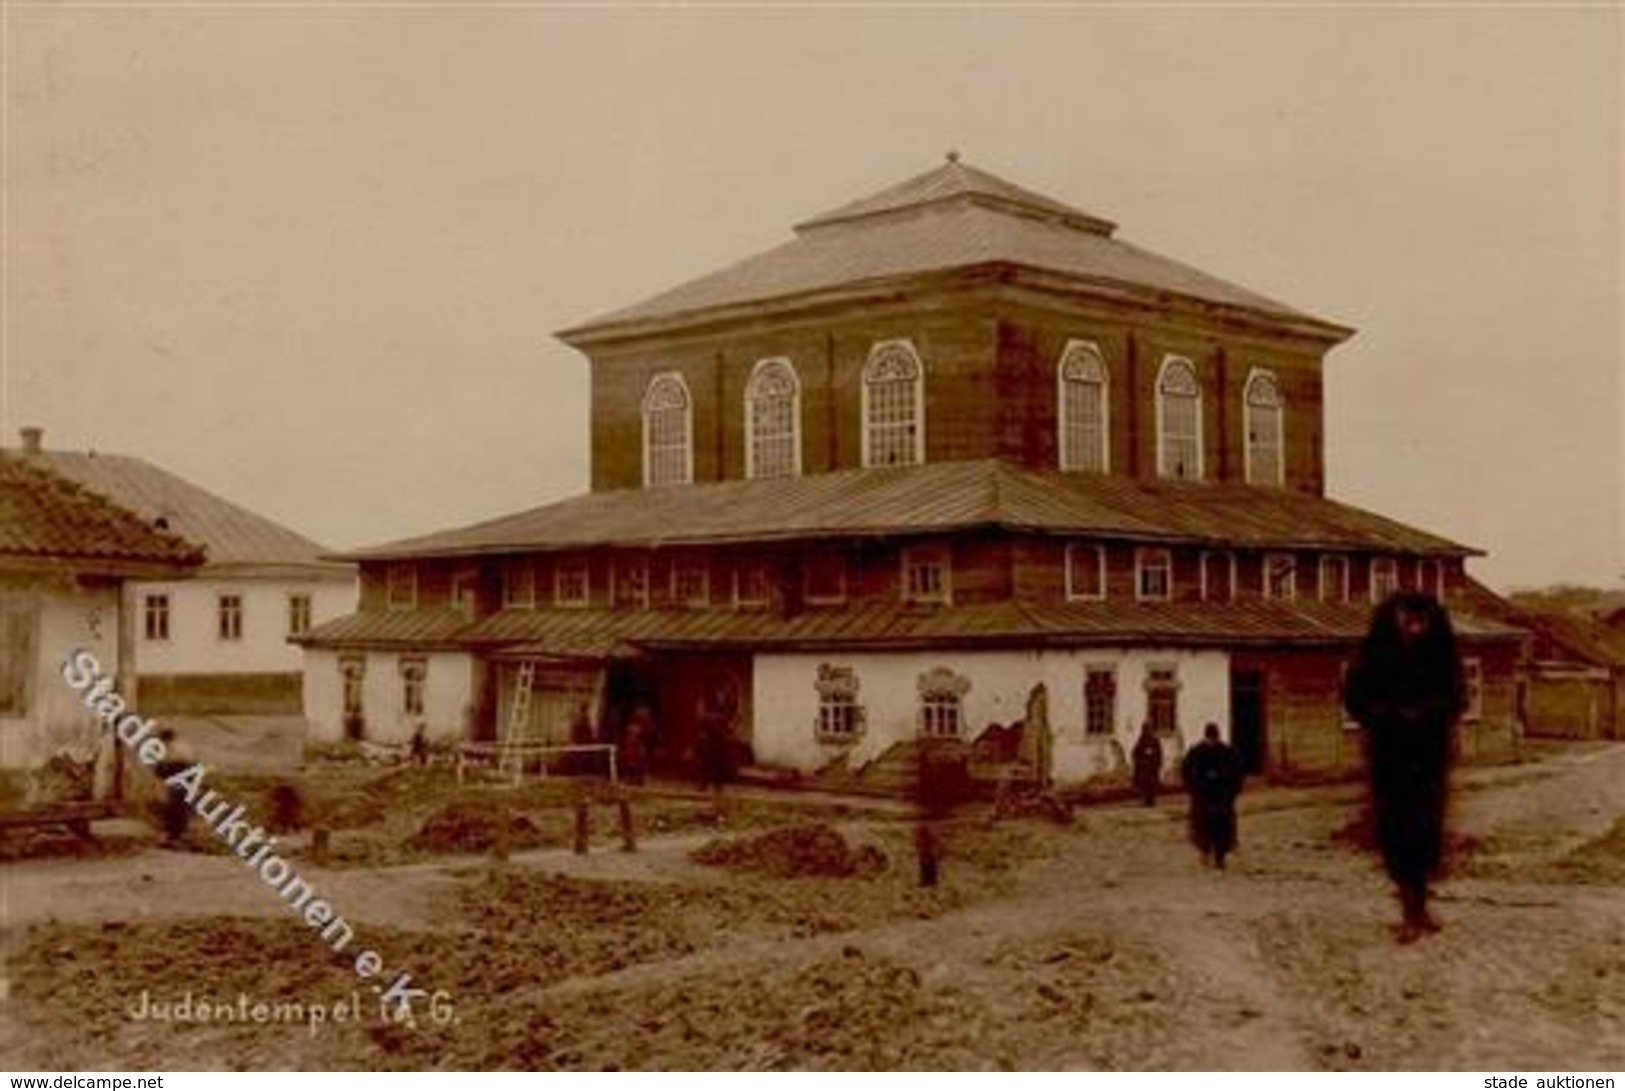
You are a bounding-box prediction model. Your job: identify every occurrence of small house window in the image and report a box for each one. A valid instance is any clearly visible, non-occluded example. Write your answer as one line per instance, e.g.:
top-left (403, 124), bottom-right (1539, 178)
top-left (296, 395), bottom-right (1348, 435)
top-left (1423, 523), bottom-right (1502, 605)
top-left (1065, 543), bottom-right (1106, 601)
top-left (815, 664), bottom-right (865, 742)
top-left (503, 561), bottom-right (536, 609)
top-left (217, 594), bottom-right (243, 641)
top-left (902, 545), bottom-right (951, 605)
top-left (340, 655), bottom-right (366, 737)
top-left (1145, 665), bottom-right (1180, 735)
top-left (144, 594), bottom-right (171, 642)
top-left (917, 666), bottom-right (970, 739)
top-left (745, 358), bottom-right (801, 480)
top-left (862, 340), bottom-right (924, 468)
top-left (1200, 551), bottom-right (1235, 603)
top-left (386, 564), bottom-right (417, 611)
top-left (1244, 370), bottom-right (1285, 487)
top-left (613, 558), bottom-right (649, 610)
top-left (672, 560), bottom-right (710, 608)
top-left (400, 656), bottom-right (426, 719)
top-left (1157, 357), bottom-right (1203, 480)
top-left (450, 569), bottom-right (479, 616)
top-left (554, 562), bottom-right (590, 608)
top-left (1418, 558), bottom-right (1444, 598)
top-left (733, 561), bottom-right (772, 609)
top-left (1370, 557), bottom-right (1400, 603)
top-left (642, 372), bottom-right (693, 488)
top-left (1136, 548), bottom-right (1173, 602)
top-left (804, 555), bottom-right (848, 605)
top-left (1463, 658), bottom-right (1483, 722)
top-left (1084, 666), bottom-right (1117, 736)
top-left (287, 593), bottom-right (312, 638)
top-left (1319, 555), bottom-right (1350, 604)
top-left (1263, 553), bottom-right (1297, 602)
top-left (1057, 340), bottom-right (1109, 473)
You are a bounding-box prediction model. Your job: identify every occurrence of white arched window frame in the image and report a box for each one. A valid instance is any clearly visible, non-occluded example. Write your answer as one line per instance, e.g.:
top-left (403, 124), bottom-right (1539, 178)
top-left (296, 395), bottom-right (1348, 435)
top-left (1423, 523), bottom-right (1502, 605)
top-left (642, 372), bottom-right (693, 487)
top-left (1057, 340), bottom-right (1110, 473)
top-left (861, 340), bottom-right (925, 468)
top-left (1244, 370), bottom-right (1286, 487)
top-left (1156, 356), bottom-right (1203, 480)
top-left (744, 357), bottom-right (802, 480)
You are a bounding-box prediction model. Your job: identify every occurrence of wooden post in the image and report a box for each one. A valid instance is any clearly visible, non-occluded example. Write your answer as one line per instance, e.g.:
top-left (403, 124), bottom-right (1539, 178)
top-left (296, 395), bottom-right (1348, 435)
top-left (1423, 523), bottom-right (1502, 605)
top-left (617, 795), bottom-right (636, 853)
top-left (573, 798), bottom-right (590, 855)
top-left (492, 805), bottom-right (509, 863)
top-left (311, 825), bottom-right (330, 865)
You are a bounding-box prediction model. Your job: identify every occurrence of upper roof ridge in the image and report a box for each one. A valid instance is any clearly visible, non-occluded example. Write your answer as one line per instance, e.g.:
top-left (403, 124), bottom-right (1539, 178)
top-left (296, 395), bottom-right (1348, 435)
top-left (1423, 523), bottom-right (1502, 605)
top-left (793, 156), bottom-right (1117, 238)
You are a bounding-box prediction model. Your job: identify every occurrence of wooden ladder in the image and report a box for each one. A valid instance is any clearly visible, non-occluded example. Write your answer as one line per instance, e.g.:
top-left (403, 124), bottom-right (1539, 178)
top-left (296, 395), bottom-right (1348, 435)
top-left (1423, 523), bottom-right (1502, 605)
top-left (500, 660), bottom-right (537, 784)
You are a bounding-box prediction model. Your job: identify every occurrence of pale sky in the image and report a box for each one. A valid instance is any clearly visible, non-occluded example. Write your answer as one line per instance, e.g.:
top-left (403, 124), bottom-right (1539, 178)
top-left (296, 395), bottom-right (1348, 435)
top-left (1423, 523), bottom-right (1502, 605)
top-left (3, 5), bottom-right (1620, 592)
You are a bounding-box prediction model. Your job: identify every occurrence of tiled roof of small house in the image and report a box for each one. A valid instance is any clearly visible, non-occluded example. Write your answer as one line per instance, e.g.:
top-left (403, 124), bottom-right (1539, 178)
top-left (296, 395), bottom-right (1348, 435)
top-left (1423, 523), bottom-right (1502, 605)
top-left (18, 448), bottom-right (350, 576)
top-left (297, 598), bottom-right (1527, 655)
top-left (560, 158), bottom-right (1350, 341)
top-left (0, 454), bottom-right (205, 568)
top-left (1512, 609), bottom-right (1625, 667)
top-left (339, 458), bottom-right (1476, 561)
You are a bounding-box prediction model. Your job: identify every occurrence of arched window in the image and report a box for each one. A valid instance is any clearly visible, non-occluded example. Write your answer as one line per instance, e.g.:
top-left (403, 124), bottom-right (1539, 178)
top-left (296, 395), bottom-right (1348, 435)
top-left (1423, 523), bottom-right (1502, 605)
top-left (642, 372), bottom-right (692, 487)
top-left (862, 340), bottom-right (924, 468)
top-left (1156, 357), bottom-right (1202, 480)
top-left (1244, 371), bottom-right (1285, 486)
top-left (1057, 340), bottom-right (1109, 472)
top-left (745, 358), bottom-right (801, 480)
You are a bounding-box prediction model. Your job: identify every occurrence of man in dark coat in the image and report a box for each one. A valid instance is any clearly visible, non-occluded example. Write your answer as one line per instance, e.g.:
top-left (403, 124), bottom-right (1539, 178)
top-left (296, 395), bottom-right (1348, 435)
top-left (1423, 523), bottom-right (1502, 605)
top-left (1131, 723), bottom-right (1163, 807)
top-left (1344, 591), bottom-right (1465, 943)
top-left (1182, 722), bottom-right (1244, 869)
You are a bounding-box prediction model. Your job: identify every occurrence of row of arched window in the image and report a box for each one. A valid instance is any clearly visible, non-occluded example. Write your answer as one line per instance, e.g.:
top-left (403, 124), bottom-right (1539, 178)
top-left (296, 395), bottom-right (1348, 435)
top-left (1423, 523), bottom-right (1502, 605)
top-left (639, 339), bottom-right (1287, 488)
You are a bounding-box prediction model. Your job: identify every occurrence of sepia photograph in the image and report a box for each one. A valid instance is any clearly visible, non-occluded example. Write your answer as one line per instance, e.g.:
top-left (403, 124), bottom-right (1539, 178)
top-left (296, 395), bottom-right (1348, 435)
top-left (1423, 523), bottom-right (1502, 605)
top-left (0, 2), bottom-right (1621, 1075)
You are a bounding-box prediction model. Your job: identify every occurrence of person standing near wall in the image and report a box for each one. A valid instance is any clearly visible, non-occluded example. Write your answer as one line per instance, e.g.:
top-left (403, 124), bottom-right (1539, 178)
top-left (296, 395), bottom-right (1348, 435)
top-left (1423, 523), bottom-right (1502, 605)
top-left (1344, 592), bottom-right (1465, 944)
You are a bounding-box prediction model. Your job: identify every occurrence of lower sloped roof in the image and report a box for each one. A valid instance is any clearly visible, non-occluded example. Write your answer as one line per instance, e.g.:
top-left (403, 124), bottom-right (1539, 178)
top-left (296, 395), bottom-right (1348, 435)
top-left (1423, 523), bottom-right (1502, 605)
top-left (298, 599), bottom-right (1525, 656)
top-left (342, 459), bottom-right (1475, 562)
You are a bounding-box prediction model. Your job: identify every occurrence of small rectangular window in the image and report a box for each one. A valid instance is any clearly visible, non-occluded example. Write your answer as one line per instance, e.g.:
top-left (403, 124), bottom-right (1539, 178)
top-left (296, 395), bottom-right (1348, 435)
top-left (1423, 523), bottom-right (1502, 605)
top-left (901, 546), bottom-right (951, 606)
top-left (1084, 665), bottom-right (1117, 736)
top-left (733, 561), bottom-right (772, 609)
top-left (451, 569), bottom-right (479, 616)
top-left (386, 564), bottom-right (417, 611)
top-left (217, 594), bottom-right (243, 641)
top-left (400, 656), bottom-right (426, 719)
top-left (804, 555), bottom-right (847, 605)
top-left (1319, 556), bottom-right (1349, 604)
top-left (1200, 551), bottom-right (1234, 603)
top-left (1463, 658), bottom-right (1483, 722)
top-left (613, 558), bottom-right (649, 610)
top-left (144, 594), bottom-right (171, 642)
top-left (286, 593), bottom-right (312, 638)
top-left (1263, 553), bottom-right (1297, 602)
top-left (1136, 549), bottom-right (1172, 602)
top-left (672, 560), bottom-right (710, 608)
top-left (503, 561), bottom-right (536, 608)
top-left (1370, 557), bottom-right (1400, 603)
top-left (1145, 664), bottom-right (1179, 735)
top-left (1065, 543), bottom-right (1106, 602)
top-left (554, 561), bottom-right (590, 608)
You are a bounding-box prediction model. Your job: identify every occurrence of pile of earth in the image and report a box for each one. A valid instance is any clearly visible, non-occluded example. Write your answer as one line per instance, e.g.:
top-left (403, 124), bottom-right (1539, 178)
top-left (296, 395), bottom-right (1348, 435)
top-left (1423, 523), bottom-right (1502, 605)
top-left (406, 801), bottom-right (548, 855)
top-left (691, 822), bottom-right (887, 878)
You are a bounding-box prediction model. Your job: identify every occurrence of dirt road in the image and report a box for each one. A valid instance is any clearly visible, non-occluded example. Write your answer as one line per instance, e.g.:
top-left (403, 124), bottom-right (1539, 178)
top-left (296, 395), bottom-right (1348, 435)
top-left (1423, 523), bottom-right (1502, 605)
top-left (2, 743), bottom-right (1621, 1070)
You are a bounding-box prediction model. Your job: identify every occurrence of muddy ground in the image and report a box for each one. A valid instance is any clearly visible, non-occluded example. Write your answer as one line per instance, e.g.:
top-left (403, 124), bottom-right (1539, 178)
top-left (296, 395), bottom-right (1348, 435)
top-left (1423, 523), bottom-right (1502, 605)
top-left (1, 743), bottom-right (1621, 1071)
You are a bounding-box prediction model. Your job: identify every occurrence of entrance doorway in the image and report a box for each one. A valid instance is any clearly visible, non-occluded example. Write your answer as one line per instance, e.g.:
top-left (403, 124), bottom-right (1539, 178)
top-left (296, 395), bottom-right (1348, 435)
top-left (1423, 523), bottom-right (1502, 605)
top-left (1229, 667), bottom-right (1267, 775)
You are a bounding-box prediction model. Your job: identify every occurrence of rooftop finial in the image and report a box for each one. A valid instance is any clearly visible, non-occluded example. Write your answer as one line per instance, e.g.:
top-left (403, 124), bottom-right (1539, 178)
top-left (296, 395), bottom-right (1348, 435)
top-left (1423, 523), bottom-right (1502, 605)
top-left (945, 149), bottom-right (960, 165)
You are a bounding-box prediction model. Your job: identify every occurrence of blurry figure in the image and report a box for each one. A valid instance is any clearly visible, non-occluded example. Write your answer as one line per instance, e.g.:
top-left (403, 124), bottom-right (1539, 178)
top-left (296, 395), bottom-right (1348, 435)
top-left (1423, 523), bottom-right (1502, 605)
top-left (1344, 591), bottom-right (1465, 943)
top-left (1181, 722), bottom-right (1244, 869)
top-left (409, 720), bottom-right (429, 765)
top-left (914, 736), bottom-right (967, 887)
top-left (1132, 723), bottom-right (1163, 807)
top-left (619, 706), bottom-right (651, 786)
top-left (695, 688), bottom-right (733, 795)
top-left (151, 728), bottom-right (195, 845)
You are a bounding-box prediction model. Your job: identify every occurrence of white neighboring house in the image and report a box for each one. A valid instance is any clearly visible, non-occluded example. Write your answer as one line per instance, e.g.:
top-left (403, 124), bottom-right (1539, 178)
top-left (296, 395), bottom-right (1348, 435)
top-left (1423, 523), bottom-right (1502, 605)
top-left (14, 429), bottom-right (355, 716)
